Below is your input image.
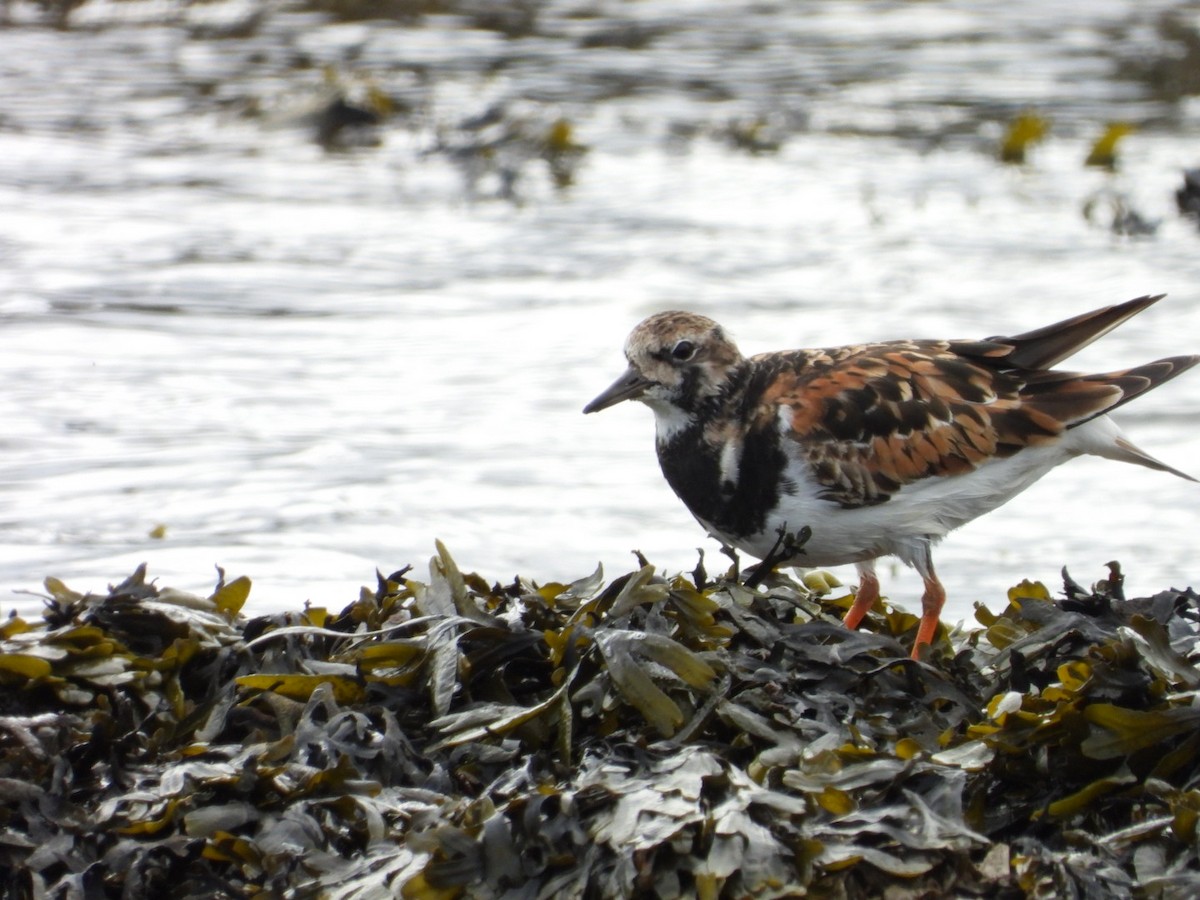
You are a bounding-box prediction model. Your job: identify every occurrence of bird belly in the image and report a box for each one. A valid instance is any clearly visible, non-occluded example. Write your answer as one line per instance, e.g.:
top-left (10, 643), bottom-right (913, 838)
top-left (699, 440), bottom-right (1079, 568)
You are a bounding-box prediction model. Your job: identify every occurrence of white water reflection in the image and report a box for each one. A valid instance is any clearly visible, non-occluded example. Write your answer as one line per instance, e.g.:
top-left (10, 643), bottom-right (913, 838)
top-left (0, 1), bottom-right (1198, 626)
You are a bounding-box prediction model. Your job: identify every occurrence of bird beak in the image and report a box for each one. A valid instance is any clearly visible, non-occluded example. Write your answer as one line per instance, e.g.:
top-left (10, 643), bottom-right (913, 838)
top-left (583, 366), bottom-right (651, 413)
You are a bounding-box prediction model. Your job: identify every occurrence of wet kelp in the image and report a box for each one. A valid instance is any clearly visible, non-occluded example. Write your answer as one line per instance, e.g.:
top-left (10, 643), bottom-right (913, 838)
top-left (2, 548), bottom-right (1200, 897)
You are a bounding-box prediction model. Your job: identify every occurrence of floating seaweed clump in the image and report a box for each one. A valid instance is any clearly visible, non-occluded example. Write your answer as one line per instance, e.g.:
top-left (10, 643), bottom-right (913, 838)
top-left (2, 547), bottom-right (1200, 897)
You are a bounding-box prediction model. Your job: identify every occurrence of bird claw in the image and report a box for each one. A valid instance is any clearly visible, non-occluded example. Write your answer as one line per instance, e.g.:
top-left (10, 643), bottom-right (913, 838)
top-left (743, 524), bottom-right (811, 589)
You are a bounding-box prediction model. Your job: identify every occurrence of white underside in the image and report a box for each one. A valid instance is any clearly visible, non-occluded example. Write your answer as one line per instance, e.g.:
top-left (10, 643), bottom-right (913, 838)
top-left (697, 414), bottom-right (1139, 571)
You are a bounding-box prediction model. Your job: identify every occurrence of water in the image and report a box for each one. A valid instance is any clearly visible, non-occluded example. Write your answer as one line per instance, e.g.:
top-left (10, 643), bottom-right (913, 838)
top-left (1, 0), bottom-right (1199, 626)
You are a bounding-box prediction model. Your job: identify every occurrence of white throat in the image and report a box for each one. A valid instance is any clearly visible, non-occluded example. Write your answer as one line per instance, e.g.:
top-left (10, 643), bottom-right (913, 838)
top-left (644, 398), bottom-right (695, 444)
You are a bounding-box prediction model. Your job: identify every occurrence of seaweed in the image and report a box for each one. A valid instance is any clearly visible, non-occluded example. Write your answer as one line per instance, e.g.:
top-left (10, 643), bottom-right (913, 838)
top-left (2, 548), bottom-right (1200, 897)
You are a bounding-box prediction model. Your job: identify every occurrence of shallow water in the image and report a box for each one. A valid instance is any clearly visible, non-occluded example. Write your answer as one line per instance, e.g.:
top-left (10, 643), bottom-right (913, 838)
top-left (1, 0), bottom-right (1199, 626)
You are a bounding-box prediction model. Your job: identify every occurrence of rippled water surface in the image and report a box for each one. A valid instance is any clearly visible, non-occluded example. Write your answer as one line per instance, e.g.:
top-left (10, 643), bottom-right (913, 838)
top-left (2, 0), bottom-right (1200, 624)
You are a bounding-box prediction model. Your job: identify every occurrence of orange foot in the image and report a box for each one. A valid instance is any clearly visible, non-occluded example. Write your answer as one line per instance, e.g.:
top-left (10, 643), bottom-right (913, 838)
top-left (842, 566), bottom-right (945, 660)
top-left (910, 574), bottom-right (946, 659)
top-left (842, 568), bottom-right (880, 631)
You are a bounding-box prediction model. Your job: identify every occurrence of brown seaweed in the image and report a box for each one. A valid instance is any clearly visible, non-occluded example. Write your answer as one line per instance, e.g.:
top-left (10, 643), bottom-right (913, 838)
top-left (2, 548), bottom-right (1200, 897)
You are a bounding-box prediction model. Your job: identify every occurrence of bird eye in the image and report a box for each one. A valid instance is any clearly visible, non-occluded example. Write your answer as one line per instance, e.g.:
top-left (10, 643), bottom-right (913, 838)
top-left (671, 340), bottom-right (696, 361)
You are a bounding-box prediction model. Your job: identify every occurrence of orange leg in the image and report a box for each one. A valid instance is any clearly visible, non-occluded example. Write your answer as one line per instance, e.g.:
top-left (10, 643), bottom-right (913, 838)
top-left (911, 572), bottom-right (946, 658)
top-left (843, 562), bottom-right (880, 630)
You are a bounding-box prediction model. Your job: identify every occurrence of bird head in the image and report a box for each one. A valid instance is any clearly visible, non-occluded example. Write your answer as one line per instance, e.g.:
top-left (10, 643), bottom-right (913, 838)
top-left (583, 311), bottom-right (744, 420)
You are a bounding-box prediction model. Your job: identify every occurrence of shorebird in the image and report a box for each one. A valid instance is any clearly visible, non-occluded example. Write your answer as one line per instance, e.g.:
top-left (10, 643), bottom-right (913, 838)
top-left (584, 295), bottom-right (1198, 657)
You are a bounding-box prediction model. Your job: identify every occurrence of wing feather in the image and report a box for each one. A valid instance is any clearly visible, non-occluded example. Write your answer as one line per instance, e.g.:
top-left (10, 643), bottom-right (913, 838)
top-left (753, 343), bottom-right (1098, 507)
top-left (743, 306), bottom-right (1198, 508)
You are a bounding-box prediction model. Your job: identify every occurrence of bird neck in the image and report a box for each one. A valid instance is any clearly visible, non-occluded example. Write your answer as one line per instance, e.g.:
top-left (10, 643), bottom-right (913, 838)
top-left (649, 360), bottom-right (750, 444)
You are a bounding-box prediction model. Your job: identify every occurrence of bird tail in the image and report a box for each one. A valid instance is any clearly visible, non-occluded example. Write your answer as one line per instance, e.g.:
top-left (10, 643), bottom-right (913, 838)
top-left (1108, 435), bottom-right (1197, 482)
top-left (1068, 412), bottom-right (1198, 482)
top-left (994, 294), bottom-right (1166, 370)
top-left (1039, 355), bottom-right (1200, 481)
top-left (1086, 355), bottom-right (1200, 417)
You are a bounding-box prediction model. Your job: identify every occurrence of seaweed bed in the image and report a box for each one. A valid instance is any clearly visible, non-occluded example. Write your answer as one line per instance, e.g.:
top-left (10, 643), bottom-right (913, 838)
top-left (3, 547), bottom-right (1200, 898)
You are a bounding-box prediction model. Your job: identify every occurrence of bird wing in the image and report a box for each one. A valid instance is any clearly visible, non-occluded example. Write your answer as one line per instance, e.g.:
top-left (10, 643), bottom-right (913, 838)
top-left (749, 341), bottom-right (1125, 508)
top-left (986, 294), bottom-right (1164, 370)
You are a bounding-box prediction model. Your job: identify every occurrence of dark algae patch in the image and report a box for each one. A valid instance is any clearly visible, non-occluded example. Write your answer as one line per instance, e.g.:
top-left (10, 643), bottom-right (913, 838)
top-left (2, 547), bottom-right (1200, 897)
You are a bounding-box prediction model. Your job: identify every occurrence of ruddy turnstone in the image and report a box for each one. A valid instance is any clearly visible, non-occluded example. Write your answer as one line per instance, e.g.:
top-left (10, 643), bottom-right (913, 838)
top-left (584, 295), bottom-right (1198, 657)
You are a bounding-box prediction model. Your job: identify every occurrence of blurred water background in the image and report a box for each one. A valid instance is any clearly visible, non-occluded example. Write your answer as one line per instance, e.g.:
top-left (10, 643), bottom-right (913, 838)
top-left (1, 0), bottom-right (1199, 626)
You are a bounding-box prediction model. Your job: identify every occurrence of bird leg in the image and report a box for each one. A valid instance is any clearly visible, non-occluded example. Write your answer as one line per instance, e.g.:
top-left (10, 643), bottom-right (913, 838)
top-left (844, 553), bottom-right (945, 658)
top-left (843, 561), bottom-right (880, 630)
top-left (744, 524), bottom-right (811, 589)
top-left (911, 572), bottom-right (946, 659)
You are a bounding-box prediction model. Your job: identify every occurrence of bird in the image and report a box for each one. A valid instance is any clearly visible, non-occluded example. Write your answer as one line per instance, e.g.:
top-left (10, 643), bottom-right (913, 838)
top-left (583, 295), bottom-right (1198, 658)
